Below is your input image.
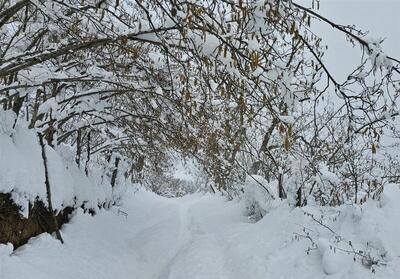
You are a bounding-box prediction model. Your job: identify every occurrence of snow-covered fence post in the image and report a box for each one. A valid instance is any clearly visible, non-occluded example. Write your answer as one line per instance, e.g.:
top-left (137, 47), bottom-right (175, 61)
top-left (110, 157), bottom-right (120, 188)
top-left (75, 129), bottom-right (82, 167)
top-left (85, 131), bottom-right (91, 176)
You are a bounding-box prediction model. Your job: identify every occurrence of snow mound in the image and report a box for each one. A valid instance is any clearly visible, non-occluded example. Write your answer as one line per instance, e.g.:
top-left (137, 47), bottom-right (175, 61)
top-left (242, 175), bottom-right (280, 220)
top-left (0, 109), bottom-right (123, 216)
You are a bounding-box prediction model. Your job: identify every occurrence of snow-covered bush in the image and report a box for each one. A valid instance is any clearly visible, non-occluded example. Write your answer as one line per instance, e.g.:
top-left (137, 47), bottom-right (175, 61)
top-left (293, 184), bottom-right (400, 274)
top-left (239, 175), bottom-right (279, 221)
top-left (0, 110), bottom-right (130, 216)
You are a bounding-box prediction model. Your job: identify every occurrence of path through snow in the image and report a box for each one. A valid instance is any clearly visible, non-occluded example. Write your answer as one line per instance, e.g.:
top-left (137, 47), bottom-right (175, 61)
top-left (1, 189), bottom-right (400, 279)
top-left (0, 191), bottom-right (246, 279)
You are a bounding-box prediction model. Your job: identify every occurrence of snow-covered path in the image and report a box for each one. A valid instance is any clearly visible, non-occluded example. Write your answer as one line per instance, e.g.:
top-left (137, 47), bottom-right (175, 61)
top-left (123, 193), bottom-right (247, 279)
top-left (0, 191), bottom-right (247, 279)
top-left (1, 188), bottom-right (400, 279)
top-left (156, 195), bottom-right (249, 279)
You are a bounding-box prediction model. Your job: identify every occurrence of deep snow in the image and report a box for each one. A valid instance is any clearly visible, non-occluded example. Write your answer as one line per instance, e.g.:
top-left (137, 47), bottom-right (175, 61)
top-left (1, 185), bottom-right (399, 279)
top-left (0, 109), bottom-right (126, 216)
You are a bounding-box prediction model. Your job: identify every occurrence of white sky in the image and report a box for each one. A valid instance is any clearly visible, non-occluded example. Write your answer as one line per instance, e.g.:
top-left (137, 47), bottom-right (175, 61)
top-left (296, 0), bottom-right (400, 81)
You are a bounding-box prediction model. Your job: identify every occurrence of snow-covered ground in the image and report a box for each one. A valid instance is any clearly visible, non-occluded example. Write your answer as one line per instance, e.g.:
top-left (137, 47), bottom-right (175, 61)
top-left (1, 185), bottom-right (399, 279)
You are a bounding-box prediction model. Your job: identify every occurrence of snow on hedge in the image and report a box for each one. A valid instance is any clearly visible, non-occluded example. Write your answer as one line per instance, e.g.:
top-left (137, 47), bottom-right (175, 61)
top-left (0, 109), bottom-right (122, 216)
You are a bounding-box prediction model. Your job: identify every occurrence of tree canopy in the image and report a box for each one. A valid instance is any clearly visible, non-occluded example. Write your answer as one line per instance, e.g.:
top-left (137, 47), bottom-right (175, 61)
top-left (1, 0), bottom-right (399, 205)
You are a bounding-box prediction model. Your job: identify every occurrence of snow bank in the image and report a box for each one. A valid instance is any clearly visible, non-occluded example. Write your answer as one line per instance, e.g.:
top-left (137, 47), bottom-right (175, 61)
top-left (0, 109), bottom-right (122, 216)
top-left (246, 183), bottom-right (400, 278)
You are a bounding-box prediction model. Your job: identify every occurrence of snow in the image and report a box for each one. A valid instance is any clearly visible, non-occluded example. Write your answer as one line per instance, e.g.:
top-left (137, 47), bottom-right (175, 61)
top-left (0, 125), bottom-right (48, 216)
top-left (1, 184), bottom-right (400, 279)
top-left (278, 115), bottom-right (295, 124)
top-left (242, 175), bottom-right (279, 218)
top-left (37, 97), bottom-right (58, 115)
top-left (0, 109), bottom-right (121, 214)
top-left (316, 237), bottom-right (352, 275)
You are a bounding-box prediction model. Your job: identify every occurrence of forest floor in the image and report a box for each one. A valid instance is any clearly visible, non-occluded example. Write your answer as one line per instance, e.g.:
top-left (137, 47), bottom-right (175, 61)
top-left (1, 187), bottom-right (399, 279)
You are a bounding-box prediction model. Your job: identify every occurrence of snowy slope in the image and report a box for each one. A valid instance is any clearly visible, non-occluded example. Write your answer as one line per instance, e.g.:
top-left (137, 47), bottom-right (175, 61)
top-left (1, 185), bottom-right (399, 279)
